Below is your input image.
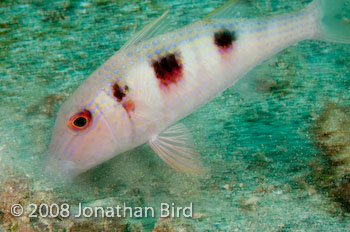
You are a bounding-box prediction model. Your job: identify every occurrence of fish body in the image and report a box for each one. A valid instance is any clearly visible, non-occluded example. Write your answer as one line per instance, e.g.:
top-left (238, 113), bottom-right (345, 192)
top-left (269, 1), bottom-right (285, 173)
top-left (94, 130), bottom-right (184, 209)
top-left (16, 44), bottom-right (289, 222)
top-left (48, 0), bottom-right (350, 178)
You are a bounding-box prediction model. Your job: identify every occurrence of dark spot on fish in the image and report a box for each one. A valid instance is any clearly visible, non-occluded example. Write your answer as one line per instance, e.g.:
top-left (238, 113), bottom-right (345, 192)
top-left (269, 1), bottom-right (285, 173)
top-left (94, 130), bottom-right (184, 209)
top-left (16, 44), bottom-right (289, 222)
top-left (112, 83), bottom-right (126, 102)
top-left (111, 83), bottom-right (134, 115)
top-left (214, 29), bottom-right (236, 50)
top-left (152, 53), bottom-right (183, 87)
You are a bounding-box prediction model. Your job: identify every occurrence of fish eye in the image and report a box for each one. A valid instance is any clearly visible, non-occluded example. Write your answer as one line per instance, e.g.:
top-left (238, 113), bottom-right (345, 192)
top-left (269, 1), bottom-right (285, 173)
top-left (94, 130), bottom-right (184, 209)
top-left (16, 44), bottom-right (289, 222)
top-left (68, 110), bottom-right (92, 131)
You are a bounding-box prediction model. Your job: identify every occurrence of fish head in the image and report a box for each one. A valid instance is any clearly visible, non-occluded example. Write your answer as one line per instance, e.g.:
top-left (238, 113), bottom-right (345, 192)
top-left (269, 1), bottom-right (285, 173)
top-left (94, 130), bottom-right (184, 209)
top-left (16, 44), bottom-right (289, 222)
top-left (47, 82), bottom-right (134, 179)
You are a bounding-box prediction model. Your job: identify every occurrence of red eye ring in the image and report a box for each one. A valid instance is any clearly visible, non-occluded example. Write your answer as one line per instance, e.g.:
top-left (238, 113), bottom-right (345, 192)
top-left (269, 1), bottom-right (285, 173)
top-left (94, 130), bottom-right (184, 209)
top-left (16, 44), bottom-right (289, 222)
top-left (68, 110), bottom-right (92, 131)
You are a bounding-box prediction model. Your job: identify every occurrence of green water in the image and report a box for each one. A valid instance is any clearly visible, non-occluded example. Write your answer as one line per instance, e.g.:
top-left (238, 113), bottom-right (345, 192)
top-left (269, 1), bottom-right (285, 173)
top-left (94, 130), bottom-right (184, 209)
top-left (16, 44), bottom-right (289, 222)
top-left (1, 0), bottom-right (350, 231)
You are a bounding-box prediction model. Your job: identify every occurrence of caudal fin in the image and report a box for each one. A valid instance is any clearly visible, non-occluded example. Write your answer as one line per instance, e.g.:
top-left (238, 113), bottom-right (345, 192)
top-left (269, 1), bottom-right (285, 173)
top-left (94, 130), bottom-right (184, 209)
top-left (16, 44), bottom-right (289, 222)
top-left (311, 0), bottom-right (350, 43)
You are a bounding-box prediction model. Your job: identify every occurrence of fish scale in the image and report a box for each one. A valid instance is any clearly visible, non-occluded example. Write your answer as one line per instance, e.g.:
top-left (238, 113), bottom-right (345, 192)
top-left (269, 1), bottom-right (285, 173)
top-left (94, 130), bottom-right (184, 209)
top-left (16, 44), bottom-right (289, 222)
top-left (48, 0), bottom-right (350, 178)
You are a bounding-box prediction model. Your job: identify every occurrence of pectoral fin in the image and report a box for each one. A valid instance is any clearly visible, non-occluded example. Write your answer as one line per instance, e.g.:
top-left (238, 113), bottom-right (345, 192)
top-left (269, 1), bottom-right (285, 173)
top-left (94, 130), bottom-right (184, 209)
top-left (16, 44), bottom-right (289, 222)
top-left (148, 123), bottom-right (205, 174)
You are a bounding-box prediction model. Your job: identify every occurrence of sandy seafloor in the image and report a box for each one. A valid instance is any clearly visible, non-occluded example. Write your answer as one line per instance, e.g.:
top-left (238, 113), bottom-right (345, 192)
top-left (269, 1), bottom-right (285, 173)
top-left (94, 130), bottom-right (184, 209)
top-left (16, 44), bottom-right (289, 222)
top-left (1, 0), bottom-right (350, 231)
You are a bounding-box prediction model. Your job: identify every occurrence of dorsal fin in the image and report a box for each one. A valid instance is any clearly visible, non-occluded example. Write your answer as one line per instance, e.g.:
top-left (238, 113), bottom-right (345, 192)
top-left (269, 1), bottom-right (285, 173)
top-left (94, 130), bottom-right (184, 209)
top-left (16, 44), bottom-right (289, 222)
top-left (205, 0), bottom-right (260, 20)
top-left (120, 10), bottom-right (173, 50)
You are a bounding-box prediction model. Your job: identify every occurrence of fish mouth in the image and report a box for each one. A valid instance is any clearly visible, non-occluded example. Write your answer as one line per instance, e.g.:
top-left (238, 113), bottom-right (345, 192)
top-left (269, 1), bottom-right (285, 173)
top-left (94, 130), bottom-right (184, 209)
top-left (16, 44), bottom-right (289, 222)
top-left (45, 154), bottom-right (82, 181)
top-left (46, 135), bottom-right (84, 181)
top-left (47, 128), bottom-right (85, 180)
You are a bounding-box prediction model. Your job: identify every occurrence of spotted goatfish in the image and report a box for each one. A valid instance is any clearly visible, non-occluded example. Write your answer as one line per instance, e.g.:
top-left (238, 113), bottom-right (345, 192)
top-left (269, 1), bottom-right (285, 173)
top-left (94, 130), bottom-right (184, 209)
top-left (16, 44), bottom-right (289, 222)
top-left (48, 0), bottom-right (350, 178)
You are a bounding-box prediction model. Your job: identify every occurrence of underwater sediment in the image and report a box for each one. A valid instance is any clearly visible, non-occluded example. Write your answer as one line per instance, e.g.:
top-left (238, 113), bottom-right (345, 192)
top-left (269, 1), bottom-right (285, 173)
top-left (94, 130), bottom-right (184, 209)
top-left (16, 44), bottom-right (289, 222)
top-left (314, 104), bottom-right (350, 212)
